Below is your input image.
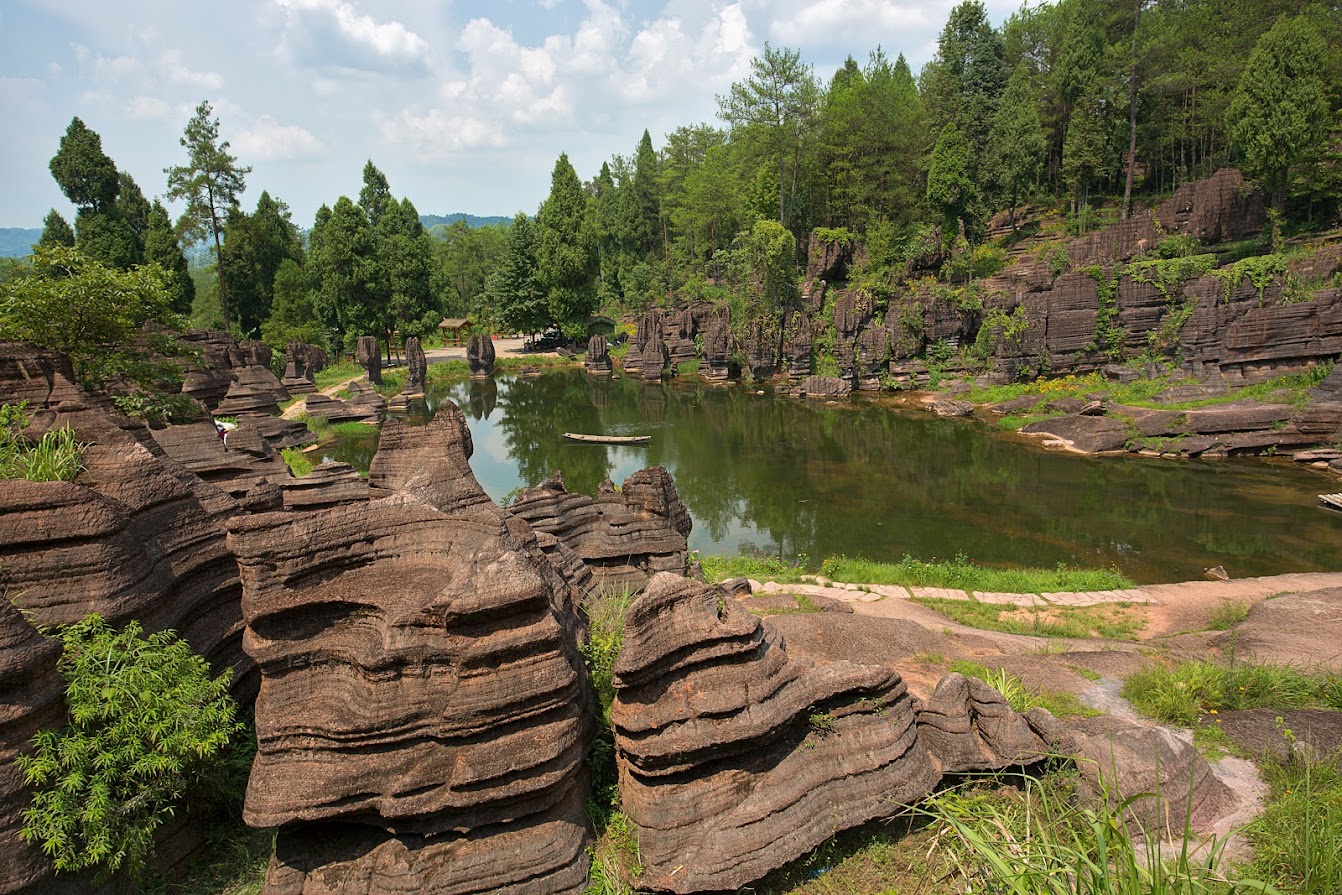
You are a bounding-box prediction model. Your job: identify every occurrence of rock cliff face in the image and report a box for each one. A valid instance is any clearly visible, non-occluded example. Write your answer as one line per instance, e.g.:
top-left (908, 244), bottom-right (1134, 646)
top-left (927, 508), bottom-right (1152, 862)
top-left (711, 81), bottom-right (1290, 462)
top-left (610, 573), bottom-right (941, 894)
top-left (625, 310), bottom-right (671, 379)
top-left (281, 341), bottom-right (328, 394)
top-left (914, 673), bottom-right (1059, 772)
top-left (584, 334), bottom-right (612, 373)
top-left (230, 405), bottom-right (594, 895)
top-left (508, 468), bottom-right (691, 592)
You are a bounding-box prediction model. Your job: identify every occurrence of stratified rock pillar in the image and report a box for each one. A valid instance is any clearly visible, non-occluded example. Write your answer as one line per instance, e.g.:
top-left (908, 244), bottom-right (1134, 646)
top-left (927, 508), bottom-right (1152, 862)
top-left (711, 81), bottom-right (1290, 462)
top-left (356, 335), bottom-right (382, 384)
top-left (404, 336), bottom-right (426, 394)
top-left (467, 333), bottom-right (495, 377)
top-left (584, 334), bottom-right (612, 374)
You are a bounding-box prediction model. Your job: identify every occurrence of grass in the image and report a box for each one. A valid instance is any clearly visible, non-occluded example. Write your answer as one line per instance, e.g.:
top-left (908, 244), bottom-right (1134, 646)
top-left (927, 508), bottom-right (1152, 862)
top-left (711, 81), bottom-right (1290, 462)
top-left (0, 402), bottom-right (86, 482)
top-left (1208, 599), bottom-right (1251, 631)
top-left (311, 359), bottom-right (363, 390)
top-left (280, 446), bottom-right (313, 477)
top-left (1244, 750), bottom-right (1342, 895)
top-left (950, 660), bottom-right (1101, 718)
top-left (497, 354), bottom-right (579, 371)
top-left (916, 597), bottom-right (1145, 640)
top-left (699, 552), bottom-right (1135, 595)
top-left (296, 413), bottom-right (379, 441)
top-left (1122, 660), bottom-right (1342, 727)
top-left (957, 362), bottom-right (1333, 414)
top-left (146, 827), bottom-right (271, 895)
top-left (750, 593), bottom-right (825, 617)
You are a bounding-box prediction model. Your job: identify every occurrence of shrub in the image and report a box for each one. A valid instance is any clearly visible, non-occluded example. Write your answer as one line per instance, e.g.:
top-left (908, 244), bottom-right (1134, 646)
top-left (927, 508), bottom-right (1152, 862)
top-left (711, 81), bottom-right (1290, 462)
top-left (15, 615), bottom-right (242, 882)
top-left (0, 401), bottom-right (86, 482)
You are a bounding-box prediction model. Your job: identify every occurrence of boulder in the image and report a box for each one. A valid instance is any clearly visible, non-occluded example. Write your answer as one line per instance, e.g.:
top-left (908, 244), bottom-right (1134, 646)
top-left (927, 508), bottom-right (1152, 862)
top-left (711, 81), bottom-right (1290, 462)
top-left (791, 376), bottom-right (851, 398)
top-left (229, 404), bottom-right (593, 895)
top-left (281, 341), bottom-right (328, 394)
top-left (467, 333), bottom-right (495, 377)
top-left (915, 673), bottom-right (1059, 773)
top-left (611, 573), bottom-right (940, 894)
top-left (356, 335), bottom-right (383, 384)
top-left (302, 392), bottom-right (378, 424)
top-left (701, 317), bottom-right (733, 382)
top-left (508, 468), bottom-right (691, 593)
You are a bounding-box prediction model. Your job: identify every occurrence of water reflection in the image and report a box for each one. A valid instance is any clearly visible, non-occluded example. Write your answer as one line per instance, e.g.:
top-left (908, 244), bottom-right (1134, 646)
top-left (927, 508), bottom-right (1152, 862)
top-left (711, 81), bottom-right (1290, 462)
top-left (322, 369), bottom-right (1341, 583)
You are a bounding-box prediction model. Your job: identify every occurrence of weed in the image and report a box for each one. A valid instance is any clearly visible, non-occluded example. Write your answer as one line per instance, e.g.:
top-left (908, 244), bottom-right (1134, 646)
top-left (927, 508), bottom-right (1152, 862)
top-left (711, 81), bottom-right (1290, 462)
top-left (0, 402), bottom-right (86, 482)
top-left (915, 597), bottom-right (1143, 640)
top-left (1208, 599), bottom-right (1250, 631)
top-left (280, 447), bottom-right (313, 478)
top-left (1122, 660), bottom-right (1342, 727)
top-left (949, 660), bottom-right (1100, 718)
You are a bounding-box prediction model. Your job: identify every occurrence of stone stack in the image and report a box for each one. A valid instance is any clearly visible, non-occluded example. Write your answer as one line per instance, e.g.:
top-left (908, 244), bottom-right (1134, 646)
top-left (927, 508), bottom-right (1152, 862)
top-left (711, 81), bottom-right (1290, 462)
top-left (467, 333), bottom-right (496, 377)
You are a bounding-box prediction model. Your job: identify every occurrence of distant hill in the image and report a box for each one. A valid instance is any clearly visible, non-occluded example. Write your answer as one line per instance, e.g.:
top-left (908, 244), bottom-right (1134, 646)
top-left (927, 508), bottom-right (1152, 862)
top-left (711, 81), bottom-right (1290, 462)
top-left (420, 213), bottom-right (509, 230)
top-left (0, 228), bottom-right (41, 258)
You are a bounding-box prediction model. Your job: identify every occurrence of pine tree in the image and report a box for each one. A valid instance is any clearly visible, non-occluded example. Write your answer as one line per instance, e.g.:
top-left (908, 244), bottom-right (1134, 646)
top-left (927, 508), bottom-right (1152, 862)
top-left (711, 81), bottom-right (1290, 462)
top-left (535, 154), bottom-right (598, 337)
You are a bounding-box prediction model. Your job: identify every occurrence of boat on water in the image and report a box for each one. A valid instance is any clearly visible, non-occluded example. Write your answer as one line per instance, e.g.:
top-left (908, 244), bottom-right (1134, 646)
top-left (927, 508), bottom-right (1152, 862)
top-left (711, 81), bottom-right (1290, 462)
top-left (563, 432), bottom-right (651, 445)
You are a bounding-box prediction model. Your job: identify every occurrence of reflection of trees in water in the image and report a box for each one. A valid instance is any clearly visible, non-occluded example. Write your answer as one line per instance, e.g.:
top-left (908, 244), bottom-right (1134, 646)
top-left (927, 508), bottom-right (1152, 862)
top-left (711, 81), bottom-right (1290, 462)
top-left (320, 434), bottom-right (378, 473)
top-left (331, 368), bottom-right (1337, 580)
top-left (495, 373), bottom-right (611, 495)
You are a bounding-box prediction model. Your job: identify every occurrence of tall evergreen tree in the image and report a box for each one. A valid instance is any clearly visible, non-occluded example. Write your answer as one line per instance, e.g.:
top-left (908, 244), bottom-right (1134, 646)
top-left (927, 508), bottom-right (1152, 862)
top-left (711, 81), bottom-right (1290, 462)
top-left (220, 191), bottom-right (303, 335)
top-left (536, 153), bottom-right (599, 337)
top-left (164, 101), bottom-right (251, 329)
top-left (631, 130), bottom-right (663, 258)
top-left (143, 201), bottom-right (195, 316)
top-left (49, 117), bottom-right (119, 213)
top-left (307, 197), bottom-right (377, 351)
top-left (38, 210), bottom-right (75, 250)
top-left (988, 62), bottom-right (1047, 228)
top-left (485, 212), bottom-right (547, 336)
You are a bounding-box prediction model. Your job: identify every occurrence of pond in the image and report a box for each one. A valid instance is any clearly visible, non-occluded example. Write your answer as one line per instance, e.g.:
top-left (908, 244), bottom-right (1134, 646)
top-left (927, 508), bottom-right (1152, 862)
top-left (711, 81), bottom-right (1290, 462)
top-left (318, 369), bottom-right (1342, 584)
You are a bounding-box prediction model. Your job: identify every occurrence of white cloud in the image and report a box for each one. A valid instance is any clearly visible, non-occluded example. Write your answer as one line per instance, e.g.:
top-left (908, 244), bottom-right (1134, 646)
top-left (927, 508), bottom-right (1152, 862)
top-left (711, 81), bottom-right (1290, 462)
top-left (235, 115), bottom-right (324, 159)
top-left (71, 43), bottom-right (143, 83)
top-left (161, 49), bottom-right (224, 90)
top-left (124, 95), bottom-right (172, 119)
top-left (769, 0), bottom-right (930, 44)
top-left (274, 0), bottom-right (430, 72)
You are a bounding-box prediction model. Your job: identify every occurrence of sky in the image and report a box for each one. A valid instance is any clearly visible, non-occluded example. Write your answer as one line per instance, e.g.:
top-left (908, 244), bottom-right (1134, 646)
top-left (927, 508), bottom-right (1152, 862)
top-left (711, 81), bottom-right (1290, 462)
top-left (0, 0), bottom-right (1020, 230)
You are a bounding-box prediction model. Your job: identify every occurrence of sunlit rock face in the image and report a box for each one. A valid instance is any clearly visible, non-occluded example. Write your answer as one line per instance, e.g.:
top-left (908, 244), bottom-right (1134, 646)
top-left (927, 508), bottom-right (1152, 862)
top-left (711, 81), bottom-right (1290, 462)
top-left (230, 404), bottom-right (594, 895)
top-left (508, 466), bottom-right (691, 593)
top-left (609, 573), bottom-right (940, 894)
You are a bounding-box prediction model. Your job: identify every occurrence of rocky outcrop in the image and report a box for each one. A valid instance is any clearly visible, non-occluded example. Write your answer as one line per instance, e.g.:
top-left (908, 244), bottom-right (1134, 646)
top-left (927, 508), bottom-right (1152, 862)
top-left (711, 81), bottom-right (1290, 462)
top-left (807, 230), bottom-right (854, 282)
top-left (281, 341), bottom-right (328, 394)
top-left (0, 344), bottom-right (250, 699)
top-left (701, 317), bottom-right (733, 382)
top-left (302, 392), bottom-right (378, 424)
top-left (230, 405), bottom-right (593, 895)
top-left (149, 419), bottom-right (293, 501)
top-left (403, 336), bottom-right (427, 393)
top-left (280, 461), bottom-right (370, 512)
top-left (742, 320), bottom-right (779, 380)
top-left (508, 468), bottom-right (691, 592)
top-left (625, 310), bottom-right (671, 379)
top-left (357, 335), bottom-right (383, 385)
top-left (790, 375), bottom-right (851, 398)
top-left (213, 363), bottom-right (290, 419)
top-left (782, 310), bottom-right (812, 377)
top-left (611, 573), bottom-right (940, 894)
top-left (584, 334), bottom-right (612, 373)
top-left (914, 673), bottom-right (1058, 773)
top-left (467, 333), bottom-right (496, 376)
top-left (0, 603), bottom-right (64, 895)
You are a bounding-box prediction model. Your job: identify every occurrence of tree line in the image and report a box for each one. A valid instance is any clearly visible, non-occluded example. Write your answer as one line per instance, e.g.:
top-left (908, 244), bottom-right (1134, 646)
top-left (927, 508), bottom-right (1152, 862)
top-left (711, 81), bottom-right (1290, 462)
top-left (14, 0), bottom-right (1342, 368)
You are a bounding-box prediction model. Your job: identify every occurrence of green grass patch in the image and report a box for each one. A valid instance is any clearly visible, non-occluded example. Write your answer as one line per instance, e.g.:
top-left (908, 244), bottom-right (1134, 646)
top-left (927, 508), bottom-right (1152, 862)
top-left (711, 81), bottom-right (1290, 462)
top-left (700, 552), bottom-right (1134, 595)
top-left (297, 413), bottom-right (379, 441)
top-left (949, 660), bottom-right (1100, 718)
top-left (676, 359), bottom-right (701, 376)
top-left (915, 597), bottom-right (1144, 640)
top-left (1122, 660), bottom-right (1342, 727)
top-left (280, 446), bottom-right (313, 478)
top-left (311, 359), bottom-right (363, 390)
top-left (1, 402), bottom-right (86, 482)
top-left (146, 826), bottom-right (271, 895)
top-left (1244, 751), bottom-right (1342, 895)
top-left (1208, 599), bottom-right (1250, 631)
top-left (497, 354), bottom-right (579, 371)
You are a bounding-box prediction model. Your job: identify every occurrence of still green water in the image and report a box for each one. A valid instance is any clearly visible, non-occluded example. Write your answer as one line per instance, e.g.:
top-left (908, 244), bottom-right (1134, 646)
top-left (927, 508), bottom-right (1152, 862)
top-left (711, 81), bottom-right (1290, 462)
top-left (320, 369), bottom-right (1341, 584)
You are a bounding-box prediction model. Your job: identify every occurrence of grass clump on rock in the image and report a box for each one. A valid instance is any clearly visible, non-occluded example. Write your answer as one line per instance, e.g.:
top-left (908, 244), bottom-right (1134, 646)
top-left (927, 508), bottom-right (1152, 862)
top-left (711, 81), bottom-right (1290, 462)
top-left (0, 402), bottom-right (85, 482)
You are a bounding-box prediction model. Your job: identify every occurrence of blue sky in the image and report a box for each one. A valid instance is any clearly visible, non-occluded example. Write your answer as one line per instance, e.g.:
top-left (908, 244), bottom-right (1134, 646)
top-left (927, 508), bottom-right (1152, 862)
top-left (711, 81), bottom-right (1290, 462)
top-left (0, 0), bottom-right (1018, 230)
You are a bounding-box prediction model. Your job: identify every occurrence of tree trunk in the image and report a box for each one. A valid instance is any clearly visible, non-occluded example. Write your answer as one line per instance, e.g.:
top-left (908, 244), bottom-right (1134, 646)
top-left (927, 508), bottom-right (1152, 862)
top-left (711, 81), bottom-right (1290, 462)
top-left (1121, 0), bottom-right (1142, 219)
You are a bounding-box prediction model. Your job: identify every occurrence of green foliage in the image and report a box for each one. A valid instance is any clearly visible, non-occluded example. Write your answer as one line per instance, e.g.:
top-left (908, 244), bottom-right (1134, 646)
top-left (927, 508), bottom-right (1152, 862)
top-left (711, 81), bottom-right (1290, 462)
top-left (1084, 265), bottom-right (1125, 360)
top-left (143, 201), bottom-right (195, 316)
top-left (581, 586), bottom-right (635, 848)
top-left (15, 615), bottom-right (241, 881)
top-left (1246, 751), bottom-right (1342, 895)
top-left (537, 153), bottom-right (600, 337)
top-left (0, 402), bottom-right (86, 482)
top-left (926, 122), bottom-right (973, 237)
top-left (49, 116), bottom-right (120, 213)
top-left (280, 446), bottom-right (313, 477)
top-left (1208, 599), bottom-right (1250, 631)
top-left (39, 209), bottom-right (76, 250)
top-left (1122, 660), bottom-right (1342, 727)
top-left (1214, 253), bottom-right (1289, 304)
top-left (948, 660), bottom-right (1100, 718)
top-left (917, 596), bottom-right (1144, 640)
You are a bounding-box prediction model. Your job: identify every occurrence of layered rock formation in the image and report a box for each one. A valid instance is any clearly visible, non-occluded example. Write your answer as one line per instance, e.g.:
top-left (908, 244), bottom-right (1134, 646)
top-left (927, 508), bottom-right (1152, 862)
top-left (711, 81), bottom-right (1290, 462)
top-left (467, 333), bottom-right (496, 376)
top-left (357, 335), bottom-right (383, 384)
top-left (625, 310), bottom-right (671, 379)
top-left (231, 404), bottom-right (593, 894)
top-left (388, 337), bottom-right (428, 411)
top-left (584, 334), bottom-right (612, 373)
top-left (915, 673), bottom-right (1059, 772)
top-left (281, 341), bottom-right (328, 394)
top-left (701, 317), bottom-right (733, 382)
top-left (508, 468), bottom-right (691, 592)
top-left (150, 418), bottom-right (293, 501)
top-left (610, 573), bottom-right (941, 894)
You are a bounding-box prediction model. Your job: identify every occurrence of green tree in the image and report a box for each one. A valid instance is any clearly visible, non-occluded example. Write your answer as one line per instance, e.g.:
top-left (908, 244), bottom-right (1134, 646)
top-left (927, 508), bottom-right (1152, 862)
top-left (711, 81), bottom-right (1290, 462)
top-left (260, 257), bottom-right (325, 351)
top-left (433, 218), bottom-right (507, 319)
top-left (1062, 88), bottom-right (1111, 224)
top-left (358, 159), bottom-right (393, 230)
top-left (988, 62), bottom-right (1046, 228)
top-left (73, 209), bottom-right (140, 272)
top-left (164, 101), bottom-right (251, 330)
top-left (379, 196), bottom-right (438, 346)
top-left (15, 615), bottom-right (240, 882)
top-left (536, 153), bottom-right (599, 337)
top-left (308, 197), bottom-right (377, 351)
top-left (1227, 15), bottom-right (1331, 213)
top-left (143, 201), bottom-right (195, 316)
top-left (220, 191), bottom-right (303, 336)
top-left (114, 172), bottom-right (151, 260)
top-left (631, 129), bottom-right (663, 258)
top-left (718, 43), bottom-right (819, 228)
top-left (926, 122), bottom-right (974, 239)
top-left (38, 210), bottom-right (75, 250)
top-left (49, 117), bottom-right (119, 213)
top-left (485, 212), bottom-right (548, 336)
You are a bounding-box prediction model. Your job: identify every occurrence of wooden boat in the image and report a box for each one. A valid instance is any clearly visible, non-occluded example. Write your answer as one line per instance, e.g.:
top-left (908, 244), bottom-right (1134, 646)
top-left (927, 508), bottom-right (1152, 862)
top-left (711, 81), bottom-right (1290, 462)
top-left (563, 432), bottom-right (651, 445)
top-left (1320, 493), bottom-right (1342, 513)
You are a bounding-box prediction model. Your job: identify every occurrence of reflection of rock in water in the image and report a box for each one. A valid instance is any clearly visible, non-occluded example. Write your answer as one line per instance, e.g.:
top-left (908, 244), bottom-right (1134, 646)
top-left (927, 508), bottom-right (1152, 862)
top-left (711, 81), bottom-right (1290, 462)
top-left (467, 377), bottom-right (498, 420)
top-left (638, 382), bottom-right (668, 422)
top-left (587, 376), bottom-right (611, 410)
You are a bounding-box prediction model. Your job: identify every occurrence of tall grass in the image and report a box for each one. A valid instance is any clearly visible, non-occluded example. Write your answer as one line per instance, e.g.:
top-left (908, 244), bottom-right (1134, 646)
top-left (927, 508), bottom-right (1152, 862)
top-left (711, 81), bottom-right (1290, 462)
top-left (0, 402), bottom-right (86, 482)
top-left (1122, 661), bottom-right (1342, 727)
top-left (280, 447), bottom-right (313, 478)
top-left (1244, 750), bottom-right (1342, 895)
